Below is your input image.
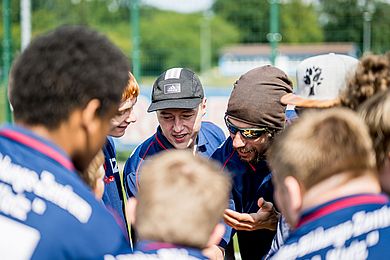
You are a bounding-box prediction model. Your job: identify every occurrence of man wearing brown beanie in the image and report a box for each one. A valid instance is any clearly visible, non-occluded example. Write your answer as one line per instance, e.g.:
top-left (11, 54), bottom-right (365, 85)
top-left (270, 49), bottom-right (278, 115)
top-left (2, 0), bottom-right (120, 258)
top-left (211, 65), bottom-right (293, 259)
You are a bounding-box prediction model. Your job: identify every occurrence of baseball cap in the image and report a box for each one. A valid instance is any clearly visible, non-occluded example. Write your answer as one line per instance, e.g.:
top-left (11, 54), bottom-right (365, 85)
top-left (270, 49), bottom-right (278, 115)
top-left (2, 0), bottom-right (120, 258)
top-left (281, 53), bottom-right (358, 108)
top-left (147, 68), bottom-right (204, 112)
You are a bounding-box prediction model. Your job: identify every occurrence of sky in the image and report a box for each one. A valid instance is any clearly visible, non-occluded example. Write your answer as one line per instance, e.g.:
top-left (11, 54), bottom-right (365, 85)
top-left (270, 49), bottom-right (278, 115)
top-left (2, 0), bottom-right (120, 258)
top-left (140, 0), bottom-right (320, 13)
top-left (141, 0), bottom-right (390, 13)
top-left (141, 0), bottom-right (214, 13)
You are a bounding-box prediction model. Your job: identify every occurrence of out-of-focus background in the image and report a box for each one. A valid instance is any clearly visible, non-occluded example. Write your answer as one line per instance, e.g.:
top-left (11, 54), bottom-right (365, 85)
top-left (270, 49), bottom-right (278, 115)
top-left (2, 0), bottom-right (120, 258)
top-left (1, 0), bottom-right (390, 158)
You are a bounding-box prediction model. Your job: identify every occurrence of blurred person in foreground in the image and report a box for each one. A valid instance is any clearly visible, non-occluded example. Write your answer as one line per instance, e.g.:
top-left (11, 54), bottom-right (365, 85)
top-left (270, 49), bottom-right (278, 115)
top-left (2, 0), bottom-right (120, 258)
top-left (358, 90), bottom-right (390, 195)
top-left (211, 65), bottom-right (293, 259)
top-left (265, 53), bottom-right (358, 259)
top-left (268, 108), bottom-right (390, 259)
top-left (1, 26), bottom-right (132, 258)
top-left (126, 150), bottom-right (231, 259)
top-left (337, 52), bottom-right (390, 198)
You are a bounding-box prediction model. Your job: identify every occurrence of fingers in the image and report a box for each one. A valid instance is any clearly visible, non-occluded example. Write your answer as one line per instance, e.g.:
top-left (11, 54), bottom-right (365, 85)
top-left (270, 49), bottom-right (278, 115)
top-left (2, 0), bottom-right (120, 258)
top-left (224, 209), bottom-right (254, 222)
top-left (223, 211), bottom-right (256, 231)
top-left (202, 245), bottom-right (224, 260)
top-left (258, 197), bottom-right (274, 212)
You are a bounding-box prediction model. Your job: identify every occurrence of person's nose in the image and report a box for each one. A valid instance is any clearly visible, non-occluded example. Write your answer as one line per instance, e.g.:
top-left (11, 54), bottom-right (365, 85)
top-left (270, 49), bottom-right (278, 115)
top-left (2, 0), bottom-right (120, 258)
top-left (232, 132), bottom-right (245, 149)
top-left (173, 118), bottom-right (184, 132)
top-left (125, 110), bottom-right (136, 124)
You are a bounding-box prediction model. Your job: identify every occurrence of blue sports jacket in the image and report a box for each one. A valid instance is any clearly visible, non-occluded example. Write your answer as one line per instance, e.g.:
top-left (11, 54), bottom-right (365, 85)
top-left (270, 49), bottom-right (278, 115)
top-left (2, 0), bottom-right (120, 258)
top-left (271, 193), bottom-right (390, 259)
top-left (102, 137), bottom-right (128, 239)
top-left (0, 125), bottom-right (131, 259)
top-left (211, 137), bottom-right (275, 249)
top-left (123, 121), bottom-right (225, 198)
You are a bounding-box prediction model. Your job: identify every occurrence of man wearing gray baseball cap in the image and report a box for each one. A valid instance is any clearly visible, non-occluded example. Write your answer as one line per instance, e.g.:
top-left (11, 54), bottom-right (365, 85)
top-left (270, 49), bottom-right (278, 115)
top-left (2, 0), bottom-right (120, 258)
top-left (123, 67), bottom-right (226, 257)
top-left (124, 67), bottom-right (225, 193)
top-left (211, 65), bottom-right (293, 259)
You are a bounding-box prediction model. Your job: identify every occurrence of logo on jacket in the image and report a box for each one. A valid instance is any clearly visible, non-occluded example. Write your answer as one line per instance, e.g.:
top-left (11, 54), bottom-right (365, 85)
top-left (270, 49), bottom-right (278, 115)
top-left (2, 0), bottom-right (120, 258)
top-left (109, 158), bottom-right (119, 174)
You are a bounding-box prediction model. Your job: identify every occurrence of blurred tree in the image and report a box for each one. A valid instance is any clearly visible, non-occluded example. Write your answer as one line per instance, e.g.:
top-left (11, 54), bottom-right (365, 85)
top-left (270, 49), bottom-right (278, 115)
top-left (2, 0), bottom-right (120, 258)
top-left (140, 9), bottom-right (239, 75)
top-left (319, 0), bottom-right (390, 54)
top-left (281, 0), bottom-right (323, 43)
top-left (213, 0), bottom-right (269, 43)
top-left (371, 1), bottom-right (390, 53)
top-left (213, 0), bottom-right (323, 43)
top-left (0, 0), bottom-right (21, 71)
top-left (318, 0), bottom-right (362, 45)
top-left (2, 1), bottom-right (239, 76)
top-left (29, 1), bottom-right (132, 57)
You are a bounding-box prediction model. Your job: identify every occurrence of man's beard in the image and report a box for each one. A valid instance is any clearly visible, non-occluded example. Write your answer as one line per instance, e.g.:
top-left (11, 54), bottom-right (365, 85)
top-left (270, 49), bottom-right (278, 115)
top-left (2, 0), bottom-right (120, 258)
top-left (237, 147), bottom-right (266, 164)
top-left (251, 149), bottom-right (267, 164)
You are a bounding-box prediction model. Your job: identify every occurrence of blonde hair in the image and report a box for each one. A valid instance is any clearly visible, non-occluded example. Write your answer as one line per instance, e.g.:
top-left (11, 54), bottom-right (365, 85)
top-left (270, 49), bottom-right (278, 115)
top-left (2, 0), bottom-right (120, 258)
top-left (340, 54), bottom-right (390, 110)
top-left (358, 90), bottom-right (390, 171)
top-left (122, 72), bottom-right (140, 101)
top-left (82, 150), bottom-right (105, 190)
top-left (135, 150), bottom-right (231, 248)
top-left (268, 108), bottom-right (376, 189)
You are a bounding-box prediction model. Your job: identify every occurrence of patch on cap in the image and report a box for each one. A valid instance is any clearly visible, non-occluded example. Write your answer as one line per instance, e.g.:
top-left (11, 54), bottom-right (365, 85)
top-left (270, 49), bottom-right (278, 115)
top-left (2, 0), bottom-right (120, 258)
top-left (303, 66), bottom-right (323, 96)
top-left (164, 68), bottom-right (182, 79)
top-left (164, 83), bottom-right (181, 94)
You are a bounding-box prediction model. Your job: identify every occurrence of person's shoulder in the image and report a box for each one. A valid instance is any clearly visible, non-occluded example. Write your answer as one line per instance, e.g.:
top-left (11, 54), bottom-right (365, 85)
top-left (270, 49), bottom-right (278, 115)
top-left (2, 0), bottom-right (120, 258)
top-left (104, 136), bottom-right (117, 158)
top-left (106, 136), bottom-right (115, 147)
top-left (57, 180), bottom-right (131, 255)
top-left (201, 121), bottom-right (223, 132)
top-left (0, 153), bottom-right (130, 257)
top-left (126, 133), bottom-right (160, 165)
top-left (200, 121), bottom-right (225, 139)
top-left (210, 137), bottom-right (234, 161)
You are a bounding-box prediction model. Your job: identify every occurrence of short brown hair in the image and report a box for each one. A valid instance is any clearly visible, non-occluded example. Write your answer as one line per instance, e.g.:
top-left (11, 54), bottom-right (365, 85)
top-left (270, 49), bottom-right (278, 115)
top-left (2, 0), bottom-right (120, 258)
top-left (340, 54), bottom-right (390, 110)
top-left (135, 150), bottom-right (231, 248)
top-left (122, 72), bottom-right (140, 101)
top-left (268, 108), bottom-right (376, 189)
top-left (358, 90), bottom-right (390, 171)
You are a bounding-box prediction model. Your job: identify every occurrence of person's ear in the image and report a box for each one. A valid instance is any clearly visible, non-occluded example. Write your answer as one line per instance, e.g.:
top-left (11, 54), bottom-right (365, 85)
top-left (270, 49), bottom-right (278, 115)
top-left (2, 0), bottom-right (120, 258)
top-left (81, 99), bottom-right (101, 133)
top-left (284, 176), bottom-right (303, 226)
top-left (126, 197), bottom-right (137, 225)
top-left (200, 98), bottom-right (207, 116)
top-left (206, 223), bottom-right (225, 247)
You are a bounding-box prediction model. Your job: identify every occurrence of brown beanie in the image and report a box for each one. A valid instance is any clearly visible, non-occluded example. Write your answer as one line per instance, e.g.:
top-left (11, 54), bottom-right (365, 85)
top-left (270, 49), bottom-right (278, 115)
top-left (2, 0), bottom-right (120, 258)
top-left (226, 65), bottom-right (293, 131)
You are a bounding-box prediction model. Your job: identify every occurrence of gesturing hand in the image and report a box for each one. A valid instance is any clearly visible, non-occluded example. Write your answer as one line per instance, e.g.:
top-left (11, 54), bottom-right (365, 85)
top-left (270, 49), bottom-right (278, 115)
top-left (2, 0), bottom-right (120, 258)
top-left (223, 197), bottom-right (280, 231)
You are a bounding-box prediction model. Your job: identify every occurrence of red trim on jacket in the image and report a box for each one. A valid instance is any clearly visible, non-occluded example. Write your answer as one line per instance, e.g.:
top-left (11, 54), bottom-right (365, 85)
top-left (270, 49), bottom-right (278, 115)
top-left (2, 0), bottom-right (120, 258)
top-left (0, 129), bottom-right (74, 171)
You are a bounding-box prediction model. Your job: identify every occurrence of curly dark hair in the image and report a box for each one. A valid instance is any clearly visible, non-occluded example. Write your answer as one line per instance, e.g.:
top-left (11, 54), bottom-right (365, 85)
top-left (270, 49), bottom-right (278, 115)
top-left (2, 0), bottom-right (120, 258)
top-left (10, 25), bottom-right (130, 129)
top-left (340, 54), bottom-right (390, 110)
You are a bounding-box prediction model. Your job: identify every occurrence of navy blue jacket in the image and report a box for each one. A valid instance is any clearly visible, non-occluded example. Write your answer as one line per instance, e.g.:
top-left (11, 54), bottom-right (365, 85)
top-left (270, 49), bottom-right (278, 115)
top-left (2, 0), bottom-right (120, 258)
top-left (211, 137), bottom-right (275, 251)
top-left (0, 125), bottom-right (131, 259)
top-left (102, 137), bottom-right (128, 238)
top-left (271, 194), bottom-right (390, 259)
top-left (211, 137), bottom-right (274, 214)
top-left (123, 121), bottom-right (225, 198)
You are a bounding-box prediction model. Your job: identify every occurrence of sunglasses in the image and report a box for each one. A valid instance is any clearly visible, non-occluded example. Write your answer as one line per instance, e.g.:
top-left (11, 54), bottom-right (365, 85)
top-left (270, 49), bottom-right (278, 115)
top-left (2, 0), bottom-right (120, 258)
top-left (224, 116), bottom-right (269, 139)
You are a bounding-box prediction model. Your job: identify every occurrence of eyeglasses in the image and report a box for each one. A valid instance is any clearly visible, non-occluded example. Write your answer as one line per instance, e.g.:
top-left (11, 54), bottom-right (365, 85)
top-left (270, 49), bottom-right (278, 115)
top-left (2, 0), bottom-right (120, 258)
top-left (224, 115), bottom-right (269, 139)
